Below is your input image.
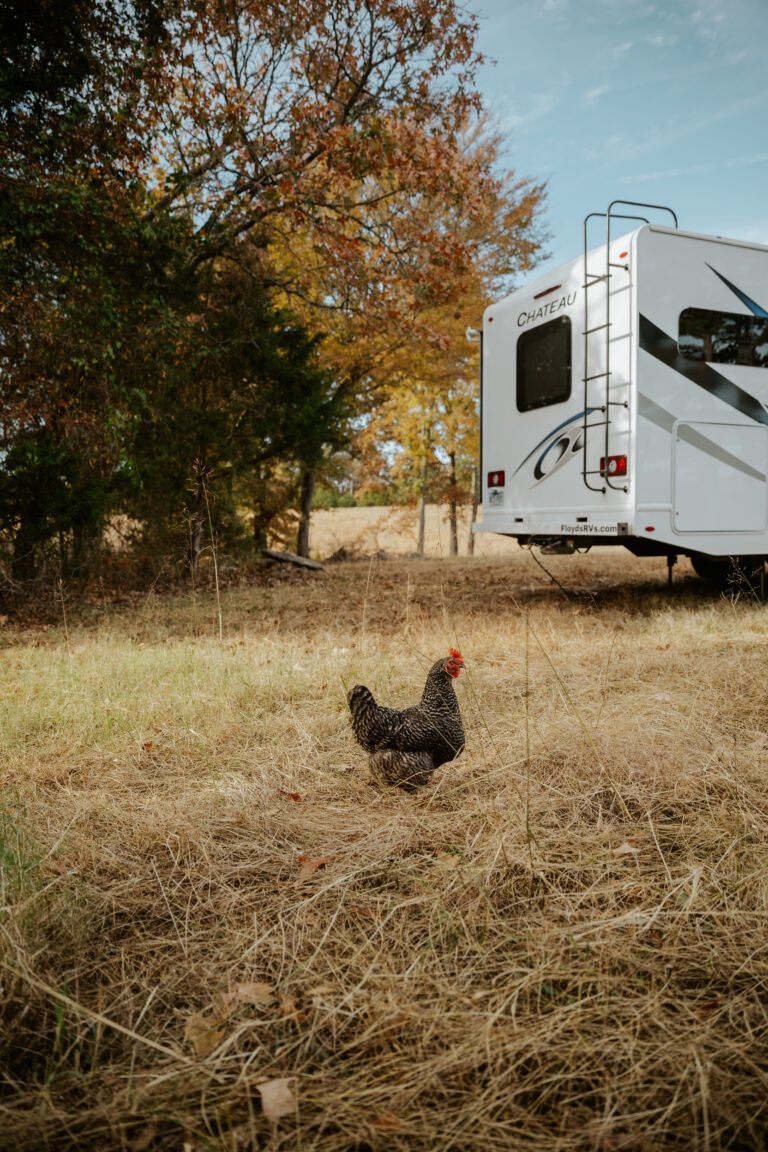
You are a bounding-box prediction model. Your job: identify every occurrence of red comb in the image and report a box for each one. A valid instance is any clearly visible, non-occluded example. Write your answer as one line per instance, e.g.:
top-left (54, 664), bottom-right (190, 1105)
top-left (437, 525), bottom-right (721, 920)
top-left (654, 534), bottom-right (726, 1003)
top-left (449, 648), bottom-right (462, 660)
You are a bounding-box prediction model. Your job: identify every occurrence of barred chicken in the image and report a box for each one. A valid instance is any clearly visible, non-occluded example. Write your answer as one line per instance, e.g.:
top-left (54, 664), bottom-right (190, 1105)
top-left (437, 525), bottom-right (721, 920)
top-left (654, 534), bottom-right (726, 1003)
top-left (347, 650), bottom-right (465, 790)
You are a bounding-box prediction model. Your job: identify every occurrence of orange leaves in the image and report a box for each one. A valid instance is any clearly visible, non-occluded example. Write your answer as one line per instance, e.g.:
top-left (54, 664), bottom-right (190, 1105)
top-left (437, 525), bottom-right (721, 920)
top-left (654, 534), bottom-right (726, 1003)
top-left (279, 994), bottom-right (307, 1024)
top-left (298, 854), bottom-right (329, 880)
top-left (278, 788), bottom-right (303, 802)
top-left (373, 1112), bottom-right (401, 1131)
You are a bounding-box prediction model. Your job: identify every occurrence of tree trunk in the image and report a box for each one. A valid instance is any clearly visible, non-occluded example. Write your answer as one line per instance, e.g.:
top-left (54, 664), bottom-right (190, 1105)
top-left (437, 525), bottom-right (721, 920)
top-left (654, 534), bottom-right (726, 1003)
top-left (448, 450), bottom-right (458, 557)
top-left (296, 469), bottom-right (316, 558)
top-left (417, 452), bottom-right (428, 558)
top-left (467, 463), bottom-right (479, 556)
top-left (190, 467), bottom-right (206, 580)
top-left (253, 515), bottom-right (268, 553)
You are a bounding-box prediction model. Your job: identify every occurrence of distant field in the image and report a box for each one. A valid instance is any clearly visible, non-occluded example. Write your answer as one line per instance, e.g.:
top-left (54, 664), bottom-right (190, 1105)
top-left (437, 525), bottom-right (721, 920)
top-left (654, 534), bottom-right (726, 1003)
top-left (2, 551), bottom-right (768, 1150)
top-left (309, 504), bottom-right (521, 558)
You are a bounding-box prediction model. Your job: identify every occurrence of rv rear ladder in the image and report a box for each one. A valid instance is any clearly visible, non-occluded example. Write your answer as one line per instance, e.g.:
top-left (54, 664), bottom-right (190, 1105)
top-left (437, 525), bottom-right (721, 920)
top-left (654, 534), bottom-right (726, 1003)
top-left (581, 200), bottom-right (678, 495)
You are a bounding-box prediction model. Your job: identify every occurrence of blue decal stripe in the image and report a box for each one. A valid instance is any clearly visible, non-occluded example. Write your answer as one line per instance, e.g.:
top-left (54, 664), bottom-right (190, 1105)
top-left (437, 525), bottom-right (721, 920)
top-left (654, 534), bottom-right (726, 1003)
top-left (512, 409), bottom-right (596, 476)
top-left (706, 263), bottom-right (768, 318)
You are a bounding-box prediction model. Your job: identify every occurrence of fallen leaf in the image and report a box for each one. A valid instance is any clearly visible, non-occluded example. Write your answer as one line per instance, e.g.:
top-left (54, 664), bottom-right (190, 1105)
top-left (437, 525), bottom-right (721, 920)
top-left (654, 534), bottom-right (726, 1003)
top-left (184, 1013), bottom-right (225, 1057)
top-left (257, 1077), bottom-right (297, 1121)
top-left (611, 842), bottom-right (640, 858)
top-left (218, 982), bottom-right (274, 1016)
top-left (142, 742), bottom-right (153, 752)
top-left (434, 852), bottom-right (460, 870)
top-left (373, 1112), bottom-right (401, 1131)
top-left (298, 854), bottom-right (329, 880)
top-left (347, 904), bottom-right (374, 918)
top-left (279, 993), bottom-right (307, 1023)
top-left (130, 1124), bottom-right (158, 1152)
top-left (278, 789), bottom-right (303, 802)
top-left (379, 1008), bottom-right (408, 1034)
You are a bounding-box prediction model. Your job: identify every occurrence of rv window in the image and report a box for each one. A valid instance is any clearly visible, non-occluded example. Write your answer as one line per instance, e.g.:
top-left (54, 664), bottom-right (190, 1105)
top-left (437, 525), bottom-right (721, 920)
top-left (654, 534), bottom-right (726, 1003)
top-left (679, 308), bottom-right (768, 369)
top-left (516, 316), bottom-right (572, 412)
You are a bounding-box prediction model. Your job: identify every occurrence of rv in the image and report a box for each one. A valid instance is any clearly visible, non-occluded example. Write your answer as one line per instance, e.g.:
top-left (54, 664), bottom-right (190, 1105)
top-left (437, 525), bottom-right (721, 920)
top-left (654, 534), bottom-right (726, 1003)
top-left (472, 200), bottom-right (768, 585)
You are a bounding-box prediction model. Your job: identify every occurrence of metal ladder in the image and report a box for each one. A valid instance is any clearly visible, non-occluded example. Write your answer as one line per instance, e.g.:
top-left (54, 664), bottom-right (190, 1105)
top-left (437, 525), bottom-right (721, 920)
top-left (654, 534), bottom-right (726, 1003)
top-left (581, 200), bottom-right (678, 493)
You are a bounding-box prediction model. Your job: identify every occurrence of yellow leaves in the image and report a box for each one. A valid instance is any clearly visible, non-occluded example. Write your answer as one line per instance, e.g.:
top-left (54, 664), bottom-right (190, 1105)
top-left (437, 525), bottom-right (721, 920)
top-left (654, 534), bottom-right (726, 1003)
top-left (184, 1013), bottom-right (225, 1058)
top-left (185, 981), bottom-right (277, 1057)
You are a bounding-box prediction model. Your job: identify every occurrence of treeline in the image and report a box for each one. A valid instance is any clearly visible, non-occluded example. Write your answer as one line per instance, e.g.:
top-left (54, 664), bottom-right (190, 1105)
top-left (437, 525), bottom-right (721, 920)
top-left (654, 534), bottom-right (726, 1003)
top-left (0, 0), bottom-right (545, 590)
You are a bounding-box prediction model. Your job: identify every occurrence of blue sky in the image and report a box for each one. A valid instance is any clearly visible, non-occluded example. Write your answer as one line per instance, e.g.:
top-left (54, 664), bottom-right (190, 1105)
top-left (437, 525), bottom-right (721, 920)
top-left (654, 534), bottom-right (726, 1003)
top-left (473, 0), bottom-right (768, 277)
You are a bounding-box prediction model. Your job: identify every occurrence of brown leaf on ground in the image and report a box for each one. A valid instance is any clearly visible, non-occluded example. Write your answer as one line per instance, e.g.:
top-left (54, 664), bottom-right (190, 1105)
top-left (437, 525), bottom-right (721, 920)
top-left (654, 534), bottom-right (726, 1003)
top-left (257, 1077), bottom-right (297, 1121)
top-left (130, 1124), bottom-right (158, 1152)
top-left (217, 982), bottom-right (274, 1017)
top-left (184, 1013), bottom-right (225, 1057)
top-left (278, 788), bottom-right (303, 802)
top-left (279, 993), bottom-right (307, 1023)
top-left (611, 841), bottom-right (640, 858)
top-left (347, 903), bottom-right (374, 918)
top-left (373, 1111), bottom-right (401, 1130)
top-left (434, 852), bottom-right (460, 870)
top-left (298, 854), bottom-right (329, 880)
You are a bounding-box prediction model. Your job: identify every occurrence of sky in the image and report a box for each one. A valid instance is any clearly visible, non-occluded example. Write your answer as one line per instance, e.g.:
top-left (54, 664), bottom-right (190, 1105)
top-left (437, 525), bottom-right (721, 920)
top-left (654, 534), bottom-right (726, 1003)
top-left (472, 0), bottom-right (768, 278)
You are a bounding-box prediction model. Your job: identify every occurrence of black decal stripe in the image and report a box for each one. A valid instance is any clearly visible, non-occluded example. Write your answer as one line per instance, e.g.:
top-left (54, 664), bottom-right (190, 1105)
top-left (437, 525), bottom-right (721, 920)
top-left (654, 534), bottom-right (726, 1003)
top-left (639, 314), bottom-right (768, 426)
top-left (638, 393), bottom-right (766, 482)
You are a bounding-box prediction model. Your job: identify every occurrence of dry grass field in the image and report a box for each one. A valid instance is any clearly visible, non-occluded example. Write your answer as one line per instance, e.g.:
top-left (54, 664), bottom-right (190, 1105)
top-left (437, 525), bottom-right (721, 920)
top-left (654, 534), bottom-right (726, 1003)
top-left (307, 505), bottom-right (519, 559)
top-left (3, 545), bottom-right (768, 1151)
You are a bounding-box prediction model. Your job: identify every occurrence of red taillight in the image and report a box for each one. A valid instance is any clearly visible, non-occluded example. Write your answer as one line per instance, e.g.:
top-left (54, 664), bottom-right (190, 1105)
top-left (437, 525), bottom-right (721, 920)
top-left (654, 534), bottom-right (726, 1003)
top-left (488, 470), bottom-right (505, 487)
top-left (600, 454), bottom-right (627, 477)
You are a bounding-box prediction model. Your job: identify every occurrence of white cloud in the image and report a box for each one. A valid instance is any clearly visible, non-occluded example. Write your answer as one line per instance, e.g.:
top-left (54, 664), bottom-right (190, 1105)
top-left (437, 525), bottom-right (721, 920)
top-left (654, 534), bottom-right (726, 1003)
top-left (647, 31), bottom-right (678, 46)
top-left (617, 151), bottom-right (768, 183)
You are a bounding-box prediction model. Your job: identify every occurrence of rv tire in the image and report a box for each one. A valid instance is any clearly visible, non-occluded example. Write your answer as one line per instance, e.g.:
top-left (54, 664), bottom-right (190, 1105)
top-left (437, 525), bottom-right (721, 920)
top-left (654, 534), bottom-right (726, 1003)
top-left (690, 554), bottom-right (765, 590)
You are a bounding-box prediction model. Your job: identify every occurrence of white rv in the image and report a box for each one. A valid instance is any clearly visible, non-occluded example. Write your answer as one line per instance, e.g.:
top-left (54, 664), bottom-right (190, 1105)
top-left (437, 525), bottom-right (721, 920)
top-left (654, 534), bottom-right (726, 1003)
top-left (473, 201), bottom-right (768, 583)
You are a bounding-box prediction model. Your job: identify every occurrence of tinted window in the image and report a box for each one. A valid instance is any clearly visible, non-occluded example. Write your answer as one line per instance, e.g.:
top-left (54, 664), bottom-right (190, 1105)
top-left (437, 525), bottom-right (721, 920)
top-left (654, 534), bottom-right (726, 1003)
top-left (517, 316), bottom-right (572, 412)
top-left (679, 308), bottom-right (768, 368)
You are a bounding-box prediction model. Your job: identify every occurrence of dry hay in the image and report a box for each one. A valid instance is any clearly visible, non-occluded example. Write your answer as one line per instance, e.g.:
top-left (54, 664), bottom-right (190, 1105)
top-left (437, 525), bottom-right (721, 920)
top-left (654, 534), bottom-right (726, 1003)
top-left (1, 550), bottom-right (768, 1150)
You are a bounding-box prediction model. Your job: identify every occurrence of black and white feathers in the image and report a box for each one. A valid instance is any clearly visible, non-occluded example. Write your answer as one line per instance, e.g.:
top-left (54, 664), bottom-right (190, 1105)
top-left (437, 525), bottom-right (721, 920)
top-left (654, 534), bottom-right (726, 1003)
top-left (347, 651), bottom-right (465, 790)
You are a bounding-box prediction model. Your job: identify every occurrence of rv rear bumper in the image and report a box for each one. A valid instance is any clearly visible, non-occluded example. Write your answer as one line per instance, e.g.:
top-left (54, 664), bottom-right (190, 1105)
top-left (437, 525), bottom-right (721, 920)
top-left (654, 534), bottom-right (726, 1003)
top-left (473, 519), bottom-right (630, 537)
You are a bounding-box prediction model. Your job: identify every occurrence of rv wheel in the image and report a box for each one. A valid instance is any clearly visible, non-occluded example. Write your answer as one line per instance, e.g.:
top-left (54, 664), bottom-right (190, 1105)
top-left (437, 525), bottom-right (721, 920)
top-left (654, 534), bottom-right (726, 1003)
top-left (690, 554), bottom-right (764, 590)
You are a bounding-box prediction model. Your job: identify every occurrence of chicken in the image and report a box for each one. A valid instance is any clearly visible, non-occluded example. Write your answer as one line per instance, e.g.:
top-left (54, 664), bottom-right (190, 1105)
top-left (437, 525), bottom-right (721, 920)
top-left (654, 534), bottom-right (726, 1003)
top-left (347, 649), bottom-right (465, 790)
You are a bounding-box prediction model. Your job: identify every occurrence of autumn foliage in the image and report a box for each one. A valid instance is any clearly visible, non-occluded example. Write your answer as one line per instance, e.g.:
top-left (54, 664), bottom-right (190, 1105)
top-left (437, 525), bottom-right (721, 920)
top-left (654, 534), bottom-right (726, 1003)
top-left (0, 0), bottom-right (545, 588)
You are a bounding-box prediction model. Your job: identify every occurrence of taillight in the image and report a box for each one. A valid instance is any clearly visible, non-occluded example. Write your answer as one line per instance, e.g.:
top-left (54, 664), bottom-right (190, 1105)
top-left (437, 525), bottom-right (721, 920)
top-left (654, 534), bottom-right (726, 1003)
top-left (600, 455), bottom-right (627, 477)
top-left (488, 470), bottom-right (505, 487)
